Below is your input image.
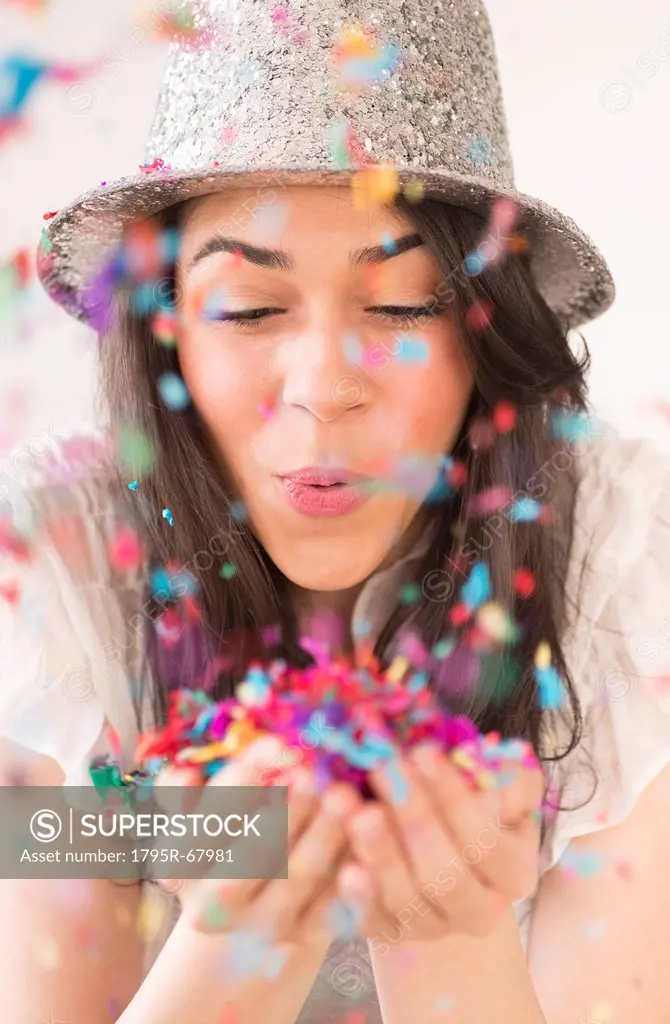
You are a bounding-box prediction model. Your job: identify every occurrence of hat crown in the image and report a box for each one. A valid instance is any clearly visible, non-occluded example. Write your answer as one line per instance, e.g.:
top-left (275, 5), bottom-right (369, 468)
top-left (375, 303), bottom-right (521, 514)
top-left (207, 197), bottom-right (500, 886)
top-left (145, 0), bottom-right (514, 185)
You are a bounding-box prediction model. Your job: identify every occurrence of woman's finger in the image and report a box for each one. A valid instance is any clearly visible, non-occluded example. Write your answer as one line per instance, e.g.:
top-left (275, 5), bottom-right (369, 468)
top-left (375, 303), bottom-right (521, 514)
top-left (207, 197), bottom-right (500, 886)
top-left (409, 746), bottom-right (541, 901)
top-left (241, 783), bottom-right (360, 944)
top-left (367, 756), bottom-right (494, 933)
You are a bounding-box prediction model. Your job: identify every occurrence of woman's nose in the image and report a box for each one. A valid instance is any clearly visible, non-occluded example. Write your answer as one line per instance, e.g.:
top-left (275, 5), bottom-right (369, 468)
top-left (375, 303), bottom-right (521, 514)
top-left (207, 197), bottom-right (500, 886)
top-left (281, 316), bottom-right (373, 422)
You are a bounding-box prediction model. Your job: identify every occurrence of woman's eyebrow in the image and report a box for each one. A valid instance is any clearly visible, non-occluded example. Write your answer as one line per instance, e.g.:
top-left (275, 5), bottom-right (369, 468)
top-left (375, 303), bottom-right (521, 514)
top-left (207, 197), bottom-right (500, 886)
top-left (185, 232), bottom-right (425, 271)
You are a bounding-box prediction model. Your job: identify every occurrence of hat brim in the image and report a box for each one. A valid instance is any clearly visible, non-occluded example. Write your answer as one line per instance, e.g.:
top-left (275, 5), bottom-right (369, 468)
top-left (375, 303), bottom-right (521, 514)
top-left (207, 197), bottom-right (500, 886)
top-left (36, 165), bottom-right (615, 329)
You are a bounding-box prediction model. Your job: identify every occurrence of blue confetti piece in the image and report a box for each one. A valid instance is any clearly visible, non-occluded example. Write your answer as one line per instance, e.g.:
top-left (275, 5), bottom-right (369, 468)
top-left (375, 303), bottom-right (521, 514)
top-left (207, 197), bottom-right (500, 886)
top-left (509, 496), bottom-right (542, 523)
top-left (550, 409), bottom-right (596, 444)
top-left (263, 944), bottom-right (289, 980)
top-left (535, 665), bottom-right (565, 709)
top-left (128, 480), bottom-right (139, 491)
top-left (432, 637), bottom-right (456, 660)
top-left (384, 759), bottom-right (409, 806)
top-left (343, 331), bottom-right (363, 364)
top-left (460, 561), bottom-right (491, 609)
top-left (228, 500), bottom-right (248, 522)
top-left (407, 672), bottom-right (428, 693)
top-left (202, 287), bottom-right (229, 321)
top-left (225, 929), bottom-right (271, 980)
top-left (161, 226), bottom-right (181, 265)
top-left (131, 281), bottom-right (160, 315)
top-left (380, 231), bottom-right (398, 254)
top-left (324, 897), bottom-right (361, 940)
top-left (0, 55), bottom-right (48, 118)
top-left (464, 135), bottom-right (494, 166)
top-left (157, 371), bottom-right (190, 411)
top-left (395, 334), bottom-right (429, 364)
top-left (463, 250), bottom-right (486, 276)
top-left (162, 508), bottom-right (174, 527)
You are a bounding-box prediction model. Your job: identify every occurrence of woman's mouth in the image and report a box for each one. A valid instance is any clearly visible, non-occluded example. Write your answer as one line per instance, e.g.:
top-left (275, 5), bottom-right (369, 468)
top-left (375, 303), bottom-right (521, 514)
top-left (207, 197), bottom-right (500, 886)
top-left (277, 467), bottom-right (372, 518)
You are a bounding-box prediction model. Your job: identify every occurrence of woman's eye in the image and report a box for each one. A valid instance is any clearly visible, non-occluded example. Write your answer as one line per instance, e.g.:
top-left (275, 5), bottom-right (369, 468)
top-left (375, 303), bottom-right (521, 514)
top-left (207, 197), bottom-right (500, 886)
top-left (205, 307), bottom-right (285, 327)
top-left (368, 304), bottom-right (446, 324)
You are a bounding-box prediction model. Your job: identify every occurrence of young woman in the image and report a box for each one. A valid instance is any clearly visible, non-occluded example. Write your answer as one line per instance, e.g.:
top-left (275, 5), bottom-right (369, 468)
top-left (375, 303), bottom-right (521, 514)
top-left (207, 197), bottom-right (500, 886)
top-left (2, 2), bottom-right (670, 1022)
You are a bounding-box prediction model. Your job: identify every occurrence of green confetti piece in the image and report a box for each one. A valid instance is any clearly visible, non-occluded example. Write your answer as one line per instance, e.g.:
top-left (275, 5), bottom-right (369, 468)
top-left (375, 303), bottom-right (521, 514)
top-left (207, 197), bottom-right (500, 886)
top-left (116, 428), bottom-right (155, 476)
top-left (40, 227), bottom-right (53, 254)
top-left (202, 899), bottom-right (229, 930)
top-left (478, 652), bottom-right (521, 706)
top-left (219, 562), bottom-right (237, 580)
top-left (399, 582), bottom-right (421, 605)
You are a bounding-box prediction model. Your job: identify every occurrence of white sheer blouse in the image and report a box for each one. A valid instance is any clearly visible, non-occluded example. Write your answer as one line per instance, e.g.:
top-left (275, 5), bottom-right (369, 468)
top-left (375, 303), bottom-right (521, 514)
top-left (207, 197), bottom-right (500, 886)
top-left (1, 423), bottom-right (669, 1022)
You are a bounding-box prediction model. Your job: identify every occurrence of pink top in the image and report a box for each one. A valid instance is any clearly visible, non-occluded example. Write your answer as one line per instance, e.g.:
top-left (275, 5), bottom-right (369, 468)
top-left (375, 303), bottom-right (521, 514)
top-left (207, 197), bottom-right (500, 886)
top-left (1, 423), bottom-right (669, 1021)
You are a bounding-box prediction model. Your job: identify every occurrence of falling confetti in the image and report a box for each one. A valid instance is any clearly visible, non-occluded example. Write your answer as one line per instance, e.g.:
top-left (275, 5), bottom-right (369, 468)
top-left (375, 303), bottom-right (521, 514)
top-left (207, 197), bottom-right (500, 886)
top-left (492, 400), bottom-right (517, 433)
top-left (157, 371), bottom-right (191, 410)
top-left (116, 427), bottom-right (155, 476)
top-left (219, 562), bottom-right (237, 580)
top-left (534, 643), bottom-right (565, 709)
top-left (508, 496), bottom-right (543, 523)
top-left (351, 163), bottom-right (400, 208)
top-left (384, 758), bottom-right (408, 805)
top-left (108, 525), bottom-right (143, 571)
top-left (460, 561), bottom-right (491, 610)
top-left (162, 508), bottom-right (174, 527)
top-left (394, 334), bottom-right (429, 364)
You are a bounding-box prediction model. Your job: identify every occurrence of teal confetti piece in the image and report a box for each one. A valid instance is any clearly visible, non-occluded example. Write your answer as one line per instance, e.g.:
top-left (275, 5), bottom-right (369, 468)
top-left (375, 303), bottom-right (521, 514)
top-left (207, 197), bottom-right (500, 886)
top-left (395, 333), bottom-right (429, 364)
top-left (384, 759), bottom-right (408, 806)
top-left (460, 561), bottom-right (491, 609)
top-left (162, 508), bottom-right (174, 527)
top-left (40, 227), bottom-right (53, 255)
top-left (509, 497), bottom-right (542, 523)
top-left (157, 372), bottom-right (190, 411)
top-left (535, 665), bottom-right (565, 709)
top-left (219, 562), bottom-right (237, 580)
top-left (128, 480), bottom-right (139, 491)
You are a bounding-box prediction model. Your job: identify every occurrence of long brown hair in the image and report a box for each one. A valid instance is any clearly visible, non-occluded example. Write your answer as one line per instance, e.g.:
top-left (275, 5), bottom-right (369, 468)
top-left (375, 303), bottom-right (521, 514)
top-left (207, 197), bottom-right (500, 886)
top-left (99, 194), bottom-right (588, 772)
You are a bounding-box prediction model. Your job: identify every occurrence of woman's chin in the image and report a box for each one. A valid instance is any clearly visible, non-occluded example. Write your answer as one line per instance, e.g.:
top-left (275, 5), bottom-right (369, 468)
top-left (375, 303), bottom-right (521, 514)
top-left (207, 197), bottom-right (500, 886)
top-left (266, 546), bottom-right (386, 594)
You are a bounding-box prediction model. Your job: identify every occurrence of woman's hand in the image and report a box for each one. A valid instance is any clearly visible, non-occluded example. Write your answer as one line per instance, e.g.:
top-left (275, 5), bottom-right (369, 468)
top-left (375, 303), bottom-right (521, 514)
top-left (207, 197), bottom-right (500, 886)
top-left (156, 737), bottom-right (362, 957)
top-left (337, 744), bottom-right (544, 942)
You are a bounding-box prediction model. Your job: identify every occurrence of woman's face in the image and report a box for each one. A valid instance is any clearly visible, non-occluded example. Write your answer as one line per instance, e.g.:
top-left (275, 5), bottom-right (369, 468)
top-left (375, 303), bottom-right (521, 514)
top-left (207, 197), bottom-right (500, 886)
top-left (176, 185), bottom-right (474, 592)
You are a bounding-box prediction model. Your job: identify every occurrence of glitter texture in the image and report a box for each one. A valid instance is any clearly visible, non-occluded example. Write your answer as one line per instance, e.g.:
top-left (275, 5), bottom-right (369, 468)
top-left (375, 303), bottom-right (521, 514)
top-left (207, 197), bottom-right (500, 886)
top-left (36, 0), bottom-right (614, 329)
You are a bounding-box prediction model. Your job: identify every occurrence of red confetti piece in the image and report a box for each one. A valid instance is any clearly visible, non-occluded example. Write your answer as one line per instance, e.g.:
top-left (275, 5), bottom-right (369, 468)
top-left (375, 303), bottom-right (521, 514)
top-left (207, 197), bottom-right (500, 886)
top-left (107, 525), bottom-right (143, 572)
top-left (513, 567), bottom-right (536, 598)
top-left (615, 860), bottom-right (632, 880)
top-left (449, 602), bottom-right (471, 627)
top-left (465, 300), bottom-right (494, 331)
top-left (446, 459), bottom-right (468, 488)
top-left (42, 210), bottom-right (59, 220)
top-left (0, 580), bottom-right (20, 606)
top-left (492, 400), bottom-right (517, 433)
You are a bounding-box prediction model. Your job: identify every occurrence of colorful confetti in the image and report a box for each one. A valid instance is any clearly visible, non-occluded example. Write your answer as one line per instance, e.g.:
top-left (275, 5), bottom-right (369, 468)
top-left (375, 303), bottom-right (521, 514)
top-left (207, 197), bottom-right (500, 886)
top-left (157, 371), bottom-right (191, 410)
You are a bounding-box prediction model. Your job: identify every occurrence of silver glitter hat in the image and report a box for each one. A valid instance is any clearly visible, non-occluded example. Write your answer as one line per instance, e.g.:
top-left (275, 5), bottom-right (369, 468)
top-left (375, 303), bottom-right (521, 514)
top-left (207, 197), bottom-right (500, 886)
top-left (37, 0), bottom-right (614, 328)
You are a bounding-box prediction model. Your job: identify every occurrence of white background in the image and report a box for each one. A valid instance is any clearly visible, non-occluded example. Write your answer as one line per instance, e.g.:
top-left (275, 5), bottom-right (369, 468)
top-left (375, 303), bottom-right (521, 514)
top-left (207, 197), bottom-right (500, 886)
top-left (1, 0), bottom-right (669, 459)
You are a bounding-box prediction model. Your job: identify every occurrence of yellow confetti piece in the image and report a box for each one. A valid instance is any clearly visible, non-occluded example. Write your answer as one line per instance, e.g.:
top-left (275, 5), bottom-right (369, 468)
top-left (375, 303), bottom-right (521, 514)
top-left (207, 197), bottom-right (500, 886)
top-left (339, 23), bottom-right (376, 58)
top-left (403, 178), bottom-right (425, 203)
top-left (351, 164), bottom-right (400, 208)
top-left (136, 895), bottom-right (167, 943)
top-left (451, 748), bottom-right (477, 771)
top-left (534, 641), bottom-right (552, 670)
top-left (35, 934), bottom-right (60, 970)
top-left (386, 655), bottom-right (410, 684)
top-left (477, 601), bottom-right (515, 643)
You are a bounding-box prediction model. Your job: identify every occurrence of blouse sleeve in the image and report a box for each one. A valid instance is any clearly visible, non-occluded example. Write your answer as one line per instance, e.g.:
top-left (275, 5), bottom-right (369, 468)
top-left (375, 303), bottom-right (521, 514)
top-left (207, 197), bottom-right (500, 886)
top-left (541, 429), bottom-right (670, 872)
top-left (0, 438), bottom-right (145, 785)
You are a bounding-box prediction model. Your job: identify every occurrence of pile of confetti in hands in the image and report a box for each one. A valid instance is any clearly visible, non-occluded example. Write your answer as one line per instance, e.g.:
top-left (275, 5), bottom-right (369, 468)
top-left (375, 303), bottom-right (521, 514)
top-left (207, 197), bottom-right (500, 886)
top-left (95, 641), bottom-right (540, 798)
